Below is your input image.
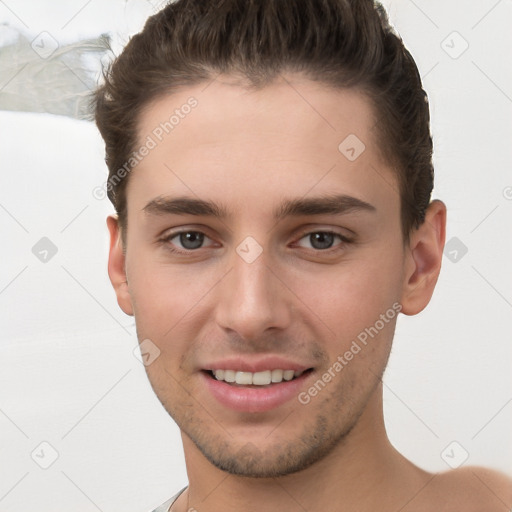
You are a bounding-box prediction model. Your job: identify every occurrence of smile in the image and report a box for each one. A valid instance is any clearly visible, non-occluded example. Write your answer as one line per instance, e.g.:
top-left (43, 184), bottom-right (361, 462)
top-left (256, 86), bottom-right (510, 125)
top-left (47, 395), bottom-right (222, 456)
top-left (210, 369), bottom-right (305, 386)
top-left (202, 367), bottom-right (314, 413)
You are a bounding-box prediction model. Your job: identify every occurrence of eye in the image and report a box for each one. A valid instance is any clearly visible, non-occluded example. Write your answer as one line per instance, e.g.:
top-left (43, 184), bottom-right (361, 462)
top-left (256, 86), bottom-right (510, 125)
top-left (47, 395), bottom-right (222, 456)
top-left (165, 231), bottom-right (215, 251)
top-left (295, 231), bottom-right (347, 250)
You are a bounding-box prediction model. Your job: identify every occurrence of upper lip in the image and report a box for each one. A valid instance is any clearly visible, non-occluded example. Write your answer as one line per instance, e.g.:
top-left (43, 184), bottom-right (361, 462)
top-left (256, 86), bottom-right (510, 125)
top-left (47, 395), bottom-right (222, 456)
top-left (203, 356), bottom-right (312, 373)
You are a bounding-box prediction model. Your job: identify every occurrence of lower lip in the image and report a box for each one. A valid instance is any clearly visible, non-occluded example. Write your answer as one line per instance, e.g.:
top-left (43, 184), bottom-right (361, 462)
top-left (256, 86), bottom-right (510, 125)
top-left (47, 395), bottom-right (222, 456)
top-left (201, 371), bottom-right (312, 413)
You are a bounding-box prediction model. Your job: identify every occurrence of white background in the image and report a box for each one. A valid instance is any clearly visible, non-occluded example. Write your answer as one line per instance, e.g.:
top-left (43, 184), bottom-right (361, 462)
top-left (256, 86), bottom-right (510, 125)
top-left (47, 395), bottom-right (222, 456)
top-left (0, 1), bottom-right (511, 510)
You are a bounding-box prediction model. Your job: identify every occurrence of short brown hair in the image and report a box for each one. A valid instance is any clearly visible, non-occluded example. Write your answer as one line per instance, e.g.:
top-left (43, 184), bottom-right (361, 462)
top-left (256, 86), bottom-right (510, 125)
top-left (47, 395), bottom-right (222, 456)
top-left (95, 0), bottom-right (434, 241)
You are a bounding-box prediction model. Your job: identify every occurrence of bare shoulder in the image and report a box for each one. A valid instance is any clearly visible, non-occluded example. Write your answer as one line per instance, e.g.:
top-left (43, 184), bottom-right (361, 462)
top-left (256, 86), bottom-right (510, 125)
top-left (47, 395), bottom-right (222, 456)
top-left (431, 465), bottom-right (512, 511)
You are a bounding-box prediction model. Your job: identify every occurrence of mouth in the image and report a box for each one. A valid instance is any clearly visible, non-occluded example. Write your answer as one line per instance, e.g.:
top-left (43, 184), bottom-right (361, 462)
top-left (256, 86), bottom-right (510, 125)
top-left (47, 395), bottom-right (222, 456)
top-left (200, 367), bottom-right (315, 412)
top-left (204, 368), bottom-right (312, 387)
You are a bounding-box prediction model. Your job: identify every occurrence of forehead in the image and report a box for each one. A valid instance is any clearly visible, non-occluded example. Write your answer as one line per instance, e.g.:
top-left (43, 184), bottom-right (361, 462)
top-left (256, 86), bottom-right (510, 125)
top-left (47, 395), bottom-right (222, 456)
top-left (128, 74), bottom-right (399, 220)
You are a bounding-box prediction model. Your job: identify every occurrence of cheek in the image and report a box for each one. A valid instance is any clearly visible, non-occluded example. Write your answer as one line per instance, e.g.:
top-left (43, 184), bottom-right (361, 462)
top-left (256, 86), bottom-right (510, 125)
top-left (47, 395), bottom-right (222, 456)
top-left (126, 252), bottom-right (220, 340)
top-left (289, 248), bottom-right (403, 347)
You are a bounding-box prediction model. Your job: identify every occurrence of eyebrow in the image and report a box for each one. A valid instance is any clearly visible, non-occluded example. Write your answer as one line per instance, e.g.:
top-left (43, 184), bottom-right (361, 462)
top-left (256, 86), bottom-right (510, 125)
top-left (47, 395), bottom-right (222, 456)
top-left (143, 197), bottom-right (228, 217)
top-left (143, 194), bottom-right (376, 219)
top-left (274, 194), bottom-right (376, 219)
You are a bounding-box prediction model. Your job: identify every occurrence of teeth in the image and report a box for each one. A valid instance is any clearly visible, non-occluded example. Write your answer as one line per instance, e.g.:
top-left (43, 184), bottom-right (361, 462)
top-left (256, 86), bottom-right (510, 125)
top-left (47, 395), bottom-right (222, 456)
top-left (283, 370), bottom-right (295, 381)
top-left (271, 369), bottom-right (283, 382)
top-left (235, 371), bottom-right (253, 385)
top-left (212, 369), bottom-right (305, 385)
top-left (224, 370), bottom-right (236, 382)
top-left (252, 370), bottom-right (271, 385)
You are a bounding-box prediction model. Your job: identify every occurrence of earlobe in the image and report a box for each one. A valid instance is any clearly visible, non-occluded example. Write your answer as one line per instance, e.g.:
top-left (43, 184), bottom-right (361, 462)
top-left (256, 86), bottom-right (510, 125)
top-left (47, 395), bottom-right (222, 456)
top-left (400, 200), bottom-right (447, 316)
top-left (106, 215), bottom-right (134, 316)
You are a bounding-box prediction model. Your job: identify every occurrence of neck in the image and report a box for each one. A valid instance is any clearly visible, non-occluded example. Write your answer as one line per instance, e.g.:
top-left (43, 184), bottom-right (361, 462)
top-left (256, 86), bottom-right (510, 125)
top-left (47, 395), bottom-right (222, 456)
top-left (176, 384), bottom-right (430, 512)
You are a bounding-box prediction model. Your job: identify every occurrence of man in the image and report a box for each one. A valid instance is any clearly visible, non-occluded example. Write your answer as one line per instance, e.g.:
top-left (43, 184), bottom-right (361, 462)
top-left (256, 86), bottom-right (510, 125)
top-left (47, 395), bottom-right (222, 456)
top-left (94, 1), bottom-right (512, 510)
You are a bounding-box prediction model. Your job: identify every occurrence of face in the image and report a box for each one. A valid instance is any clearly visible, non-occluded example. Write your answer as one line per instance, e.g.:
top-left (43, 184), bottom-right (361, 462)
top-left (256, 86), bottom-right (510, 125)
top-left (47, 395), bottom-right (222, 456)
top-left (108, 75), bottom-right (430, 477)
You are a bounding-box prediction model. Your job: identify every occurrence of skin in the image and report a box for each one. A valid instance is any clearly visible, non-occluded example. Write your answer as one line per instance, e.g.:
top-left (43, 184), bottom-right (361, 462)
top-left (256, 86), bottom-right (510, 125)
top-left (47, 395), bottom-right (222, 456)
top-left (106, 75), bottom-right (512, 511)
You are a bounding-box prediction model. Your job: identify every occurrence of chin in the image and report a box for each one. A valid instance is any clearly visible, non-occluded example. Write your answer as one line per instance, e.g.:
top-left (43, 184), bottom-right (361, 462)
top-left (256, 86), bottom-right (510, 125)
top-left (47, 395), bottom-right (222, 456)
top-left (183, 410), bottom-right (358, 478)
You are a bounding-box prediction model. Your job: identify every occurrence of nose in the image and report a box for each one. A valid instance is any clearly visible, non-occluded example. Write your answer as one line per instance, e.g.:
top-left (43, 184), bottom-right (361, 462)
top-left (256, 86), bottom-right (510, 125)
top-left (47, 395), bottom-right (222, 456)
top-left (214, 250), bottom-right (292, 342)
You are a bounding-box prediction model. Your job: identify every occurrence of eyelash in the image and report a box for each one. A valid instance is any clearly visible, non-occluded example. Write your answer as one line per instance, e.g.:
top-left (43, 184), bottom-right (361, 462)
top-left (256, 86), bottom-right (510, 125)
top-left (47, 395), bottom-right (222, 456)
top-left (293, 230), bottom-right (352, 252)
top-left (158, 229), bottom-right (353, 256)
top-left (159, 230), bottom-right (217, 255)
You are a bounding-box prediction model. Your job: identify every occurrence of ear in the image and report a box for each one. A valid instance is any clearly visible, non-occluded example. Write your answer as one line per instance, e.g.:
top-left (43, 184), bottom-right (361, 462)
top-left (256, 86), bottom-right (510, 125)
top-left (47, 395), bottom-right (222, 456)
top-left (106, 215), bottom-right (133, 316)
top-left (400, 200), bottom-right (447, 316)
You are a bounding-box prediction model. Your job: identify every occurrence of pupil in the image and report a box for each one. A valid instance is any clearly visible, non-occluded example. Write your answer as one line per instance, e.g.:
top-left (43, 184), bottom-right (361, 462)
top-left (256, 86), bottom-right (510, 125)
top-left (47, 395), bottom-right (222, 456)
top-left (180, 232), bottom-right (204, 249)
top-left (310, 232), bottom-right (334, 250)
